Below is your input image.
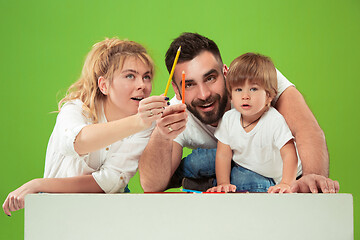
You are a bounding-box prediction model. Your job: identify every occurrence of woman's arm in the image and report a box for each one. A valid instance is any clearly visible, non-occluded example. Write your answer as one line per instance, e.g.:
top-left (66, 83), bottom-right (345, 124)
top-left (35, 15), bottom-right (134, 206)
top-left (3, 175), bottom-right (103, 216)
top-left (75, 96), bottom-right (167, 155)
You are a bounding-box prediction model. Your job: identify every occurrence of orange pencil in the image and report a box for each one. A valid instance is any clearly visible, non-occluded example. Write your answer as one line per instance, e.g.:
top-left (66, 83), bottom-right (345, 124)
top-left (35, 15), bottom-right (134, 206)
top-left (182, 71), bottom-right (185, 104)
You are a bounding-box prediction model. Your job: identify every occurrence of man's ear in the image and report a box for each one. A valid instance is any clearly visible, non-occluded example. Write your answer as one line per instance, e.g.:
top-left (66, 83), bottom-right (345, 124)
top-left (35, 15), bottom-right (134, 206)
top-left (98, 76), bottom-right (109, 95)
top-left (171, 81), bottom-right (182, 100)
top-left (223, 64), bottom-right (228, 77)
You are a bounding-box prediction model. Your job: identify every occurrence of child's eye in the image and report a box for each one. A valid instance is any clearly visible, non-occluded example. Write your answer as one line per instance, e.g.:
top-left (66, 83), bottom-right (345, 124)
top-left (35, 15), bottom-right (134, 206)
top-left (234, 88), bottom-right (242, 92)
top-left (126, 74), bottom-right (135, 79)
top-left (250, 88), bottom-right (258, 91)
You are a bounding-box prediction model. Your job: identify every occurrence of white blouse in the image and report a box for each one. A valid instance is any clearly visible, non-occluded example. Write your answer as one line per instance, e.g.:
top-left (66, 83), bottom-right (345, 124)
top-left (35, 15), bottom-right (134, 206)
top-left (43, 99), bottom-right (153, 193)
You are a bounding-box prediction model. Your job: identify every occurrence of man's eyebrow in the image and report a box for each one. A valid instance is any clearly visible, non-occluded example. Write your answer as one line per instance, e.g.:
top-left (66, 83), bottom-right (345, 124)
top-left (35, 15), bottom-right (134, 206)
top-left (203, 69), bottom-right (218, 78)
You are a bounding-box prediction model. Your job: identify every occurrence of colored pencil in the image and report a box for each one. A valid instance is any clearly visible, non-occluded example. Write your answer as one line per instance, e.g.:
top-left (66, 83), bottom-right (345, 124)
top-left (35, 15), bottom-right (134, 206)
top-left (182, 71), bottom-right (185, 103)
top-left (164, 46), bottom-right (181, 96)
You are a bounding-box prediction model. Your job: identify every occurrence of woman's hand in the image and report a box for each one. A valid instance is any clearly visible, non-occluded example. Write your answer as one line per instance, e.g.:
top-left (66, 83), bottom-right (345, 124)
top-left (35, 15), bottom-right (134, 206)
top-left (137, 95), bottom-right (169, 128)
top-left (3, 179), bottom-right (41, 216)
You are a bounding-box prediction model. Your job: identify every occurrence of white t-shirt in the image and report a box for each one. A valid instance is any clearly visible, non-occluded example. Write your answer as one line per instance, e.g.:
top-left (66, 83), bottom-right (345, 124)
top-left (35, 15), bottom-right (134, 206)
top-left (43, 99), bottom-right (153, 193)
top-left (215, 107), bottom-right (302, 183)
top-left (171, 69), bottom-right (294, 149)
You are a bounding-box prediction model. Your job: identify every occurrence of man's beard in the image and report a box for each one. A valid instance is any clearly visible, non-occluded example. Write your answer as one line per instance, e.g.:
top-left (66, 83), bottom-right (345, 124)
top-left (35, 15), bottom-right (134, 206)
top-left (186, 89), bottom-right (228, 125)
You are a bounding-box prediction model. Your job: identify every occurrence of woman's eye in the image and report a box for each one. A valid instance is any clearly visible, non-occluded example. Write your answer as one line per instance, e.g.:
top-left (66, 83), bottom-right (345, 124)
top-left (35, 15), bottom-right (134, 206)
top-left (143, 75), bottom-right (152, 81)
top-left (126, 74), bottom-right (135, 79)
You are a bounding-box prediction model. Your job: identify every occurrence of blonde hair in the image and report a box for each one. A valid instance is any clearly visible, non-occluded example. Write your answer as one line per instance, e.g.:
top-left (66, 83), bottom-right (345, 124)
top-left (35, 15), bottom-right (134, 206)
top-left (58, 38), bottom-right (154, 123)
top-left (227, 52), bottom-right (277, 100)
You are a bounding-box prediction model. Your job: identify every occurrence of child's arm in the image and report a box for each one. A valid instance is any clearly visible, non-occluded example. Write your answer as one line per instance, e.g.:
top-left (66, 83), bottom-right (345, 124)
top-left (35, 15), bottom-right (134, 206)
top-left (3, 175), bottom-right (103, 216)
top-left (268, 139), bottom-right (298, 193)
top-left (206, 141), bottom-right (236, 193)
top-left (74, 95), bottom-right (168, 155)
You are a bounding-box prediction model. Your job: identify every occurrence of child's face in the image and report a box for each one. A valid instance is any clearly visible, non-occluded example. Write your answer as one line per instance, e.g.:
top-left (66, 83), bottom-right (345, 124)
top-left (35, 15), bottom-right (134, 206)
top-left (105, 57), bottom-right (152, 120)
top-left (231, 80), bottom-right (272, 121)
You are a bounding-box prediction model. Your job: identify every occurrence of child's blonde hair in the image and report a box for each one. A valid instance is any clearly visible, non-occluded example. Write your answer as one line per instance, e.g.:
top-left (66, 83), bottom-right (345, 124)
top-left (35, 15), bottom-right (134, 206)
top-left (227, 53), bottom-right (277, 100)
top-left (58, 38), bottom-right (155, 123)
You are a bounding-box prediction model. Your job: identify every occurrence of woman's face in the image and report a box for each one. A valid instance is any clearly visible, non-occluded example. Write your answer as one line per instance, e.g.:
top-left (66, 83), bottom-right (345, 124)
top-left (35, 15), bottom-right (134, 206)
top-left (104, 57), bottom-right (152, 121)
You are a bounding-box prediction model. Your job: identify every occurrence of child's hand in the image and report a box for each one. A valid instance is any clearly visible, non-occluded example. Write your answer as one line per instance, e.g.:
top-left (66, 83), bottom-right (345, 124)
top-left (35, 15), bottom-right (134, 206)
top-left (206, 184), bottom-right (236, 193)
top-left (268, 183), bottom-right (292, 193)
top-left (137, 95), bottom-right (169, 128)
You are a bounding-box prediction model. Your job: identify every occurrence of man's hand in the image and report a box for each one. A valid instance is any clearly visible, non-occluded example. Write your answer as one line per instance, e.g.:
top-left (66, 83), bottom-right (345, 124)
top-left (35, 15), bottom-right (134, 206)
top-left (291, 174), bottom-right (339, 193)
top-left (156, 103), bottom-right (187, 140)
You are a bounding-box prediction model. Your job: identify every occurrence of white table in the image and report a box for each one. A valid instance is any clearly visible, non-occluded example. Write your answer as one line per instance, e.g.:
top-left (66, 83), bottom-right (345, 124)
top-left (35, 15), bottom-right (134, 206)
top-left (25, 193), bottom-right (353, 240)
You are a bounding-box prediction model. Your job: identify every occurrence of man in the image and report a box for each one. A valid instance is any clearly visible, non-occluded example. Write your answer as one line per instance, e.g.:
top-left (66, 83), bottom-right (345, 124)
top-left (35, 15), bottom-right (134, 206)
top-left (139, 32), bottom-right (339, 193)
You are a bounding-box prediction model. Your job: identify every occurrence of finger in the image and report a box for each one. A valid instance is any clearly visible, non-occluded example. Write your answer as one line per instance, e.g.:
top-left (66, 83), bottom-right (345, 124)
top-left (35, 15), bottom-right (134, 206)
top-left (334, 180), bottom-right (340, 193)
top-left (158, 110), bottom-right (187, 126)
top-left (308, 178), bottom-right (319, 193)
top-left (18, 192), bottom-right (26, 210)
top-left (141, 95), bottom-right (169, 105)
top-left (3, 197), bottom-right (11, 216)
top-left (230, 185), bottom-right (236, 192)
top-left (318, 177), bottom-right (330, 193)
top-left (8, 195), bottom-right (17, 212)
top-left (224, 185), bottom-right (229, 193)
top-left (140, 101), bottom-right (168, 113)
top-left (280, 187), bottom-right (289, 194)
top-left (162, 104), bottom-right (186, 117)
top-left (326, 179), bottom-right (336, 193)
top-left (290, 182), bottom-right (300, 193)
top-left (267, 186), bottom-right (273, 193)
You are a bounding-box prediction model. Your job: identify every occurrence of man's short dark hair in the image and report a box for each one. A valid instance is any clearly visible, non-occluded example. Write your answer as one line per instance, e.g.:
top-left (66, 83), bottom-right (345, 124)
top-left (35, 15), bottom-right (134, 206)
top-left (165, 32), bottom-right (223, 73)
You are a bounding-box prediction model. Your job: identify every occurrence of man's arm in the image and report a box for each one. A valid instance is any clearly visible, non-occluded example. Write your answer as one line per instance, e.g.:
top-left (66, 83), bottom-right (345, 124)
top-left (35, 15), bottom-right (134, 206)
top-left (139, 104), bottom-right (187, 192)
top-left (275, 86), bottom-right (339, 193)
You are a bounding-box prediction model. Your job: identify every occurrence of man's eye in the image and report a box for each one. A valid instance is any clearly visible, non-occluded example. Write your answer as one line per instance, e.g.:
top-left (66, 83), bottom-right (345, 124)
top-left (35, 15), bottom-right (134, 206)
top-left (206, 76), bottom-right (216, 82)
top-left (185, 83), bottom-right (193, 88)
top-left (126, 74), bottom-right (135, 79)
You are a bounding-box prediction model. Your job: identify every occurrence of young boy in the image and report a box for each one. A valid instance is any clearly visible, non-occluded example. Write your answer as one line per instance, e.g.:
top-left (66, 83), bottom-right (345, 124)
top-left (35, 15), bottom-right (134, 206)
top-left (207, 53), bottom-right (302, 193)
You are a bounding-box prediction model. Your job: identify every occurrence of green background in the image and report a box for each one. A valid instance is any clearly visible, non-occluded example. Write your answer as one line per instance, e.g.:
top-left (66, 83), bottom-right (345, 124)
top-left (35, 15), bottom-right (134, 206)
top-left (0, 0), bottom-right (359, 239)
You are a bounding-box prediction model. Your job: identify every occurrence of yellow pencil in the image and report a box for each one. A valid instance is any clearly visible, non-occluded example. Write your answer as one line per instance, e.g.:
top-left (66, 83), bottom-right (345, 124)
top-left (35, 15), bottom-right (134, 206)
top-left (164, 46), bottom-right (181, 96)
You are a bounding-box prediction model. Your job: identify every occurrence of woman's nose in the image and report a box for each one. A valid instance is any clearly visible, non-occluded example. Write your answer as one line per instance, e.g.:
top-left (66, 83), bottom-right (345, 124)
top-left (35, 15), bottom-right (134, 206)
top-left (136, 77), bottom-right (146, 89)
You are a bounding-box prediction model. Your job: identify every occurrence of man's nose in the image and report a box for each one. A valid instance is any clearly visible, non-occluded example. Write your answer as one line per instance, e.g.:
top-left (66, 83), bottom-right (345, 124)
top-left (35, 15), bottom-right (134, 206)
top-left (197, 83), bottom-right (211, 100)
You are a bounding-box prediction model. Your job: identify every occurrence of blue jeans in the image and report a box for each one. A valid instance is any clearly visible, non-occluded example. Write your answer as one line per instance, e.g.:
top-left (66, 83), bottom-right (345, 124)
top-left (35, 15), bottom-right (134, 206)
top-left (175, 148), bottom-right (275, 192)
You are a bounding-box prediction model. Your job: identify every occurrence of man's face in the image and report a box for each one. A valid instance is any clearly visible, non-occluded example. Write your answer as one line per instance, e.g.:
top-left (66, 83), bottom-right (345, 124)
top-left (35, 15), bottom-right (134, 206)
top-left (172, 51), bottom-right (229, 126)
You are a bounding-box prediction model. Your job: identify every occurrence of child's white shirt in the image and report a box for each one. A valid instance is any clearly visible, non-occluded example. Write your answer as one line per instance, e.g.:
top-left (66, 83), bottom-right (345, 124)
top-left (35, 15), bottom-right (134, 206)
top-left (215, 107), bottom-right (302, 184)
top-left (172, 68), bottom-right (294, 149)
top-left (43, 99), bottom-right (153, 193)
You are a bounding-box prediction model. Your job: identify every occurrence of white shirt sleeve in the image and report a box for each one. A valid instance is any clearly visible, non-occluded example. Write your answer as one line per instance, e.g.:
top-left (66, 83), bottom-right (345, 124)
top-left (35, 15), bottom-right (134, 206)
top-left (273, 68), bottom-right (294, 104)
top-left (92, 125), bottom-right (154, 193)
top-left (272, 114), bottom-right (294, 150)
top-left (54, 100), bottom-right (88, 157)
top-left (214, 112), bottom-right (231, 145)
